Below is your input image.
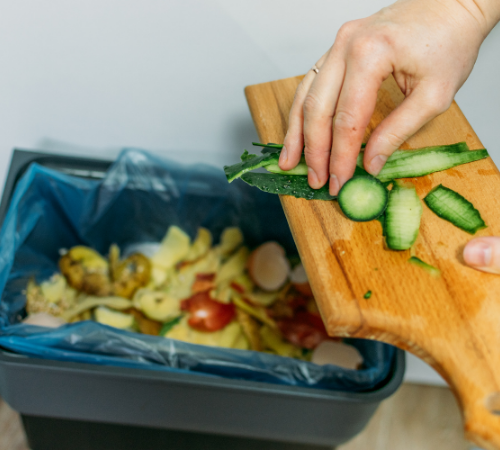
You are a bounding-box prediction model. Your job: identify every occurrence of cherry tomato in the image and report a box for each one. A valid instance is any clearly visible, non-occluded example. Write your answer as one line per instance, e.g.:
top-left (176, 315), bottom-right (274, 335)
top-left (181, 292), bottom-right (235, 332)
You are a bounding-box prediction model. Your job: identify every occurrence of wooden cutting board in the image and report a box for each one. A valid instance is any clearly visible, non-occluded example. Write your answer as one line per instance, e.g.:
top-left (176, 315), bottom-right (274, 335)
top-left (245, 75), bottom-right (500, 450)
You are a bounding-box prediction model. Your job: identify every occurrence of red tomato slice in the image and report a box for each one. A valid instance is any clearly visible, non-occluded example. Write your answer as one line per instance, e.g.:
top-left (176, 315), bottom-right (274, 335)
top-left (277, 311), bottom-right (329, 349)
top-left (181, 292), bottom-right (235, 332)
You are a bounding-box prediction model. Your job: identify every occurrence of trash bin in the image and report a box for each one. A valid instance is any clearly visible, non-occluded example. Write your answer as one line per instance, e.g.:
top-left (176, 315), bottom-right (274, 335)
top-left (0, 149), bottom-right (405, 450)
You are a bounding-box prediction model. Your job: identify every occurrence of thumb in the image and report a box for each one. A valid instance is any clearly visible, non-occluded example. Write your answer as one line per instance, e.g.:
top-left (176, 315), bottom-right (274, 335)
top-left (363, 84), bottom-right (452, 175)
top-left (463, 237), bottom-right (500, 274)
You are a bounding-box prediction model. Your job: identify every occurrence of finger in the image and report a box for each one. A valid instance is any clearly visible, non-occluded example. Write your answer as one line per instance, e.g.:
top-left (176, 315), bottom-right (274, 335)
top-left (280, 51), bottom-right (330, 171)
top-left (302, 49), bottom-right (347, 188)
top-left (464, 237), bottom-right (500, 274)
top-left (279, 71), bottom-right (316, 170)
top-left (280, 51), bottom-right (330, 170)
top-left (329, 62), bottom-right (386, 195)
top-left (363, 84), bottom-right (452, 175)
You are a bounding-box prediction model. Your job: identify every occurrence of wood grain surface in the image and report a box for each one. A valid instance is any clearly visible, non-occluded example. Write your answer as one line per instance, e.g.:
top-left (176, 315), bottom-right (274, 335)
top-left (245, 75), bottom-right (500, 450)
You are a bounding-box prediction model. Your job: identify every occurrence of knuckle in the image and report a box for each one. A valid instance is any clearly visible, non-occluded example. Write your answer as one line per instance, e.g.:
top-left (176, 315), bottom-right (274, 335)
top-left (304, 144), bottom-right (330, 164)
top-left (432, 95), bottom-right (453, 115)
top-left (336, 21), bottom-right (356, 42)
top-left (349, 34), bottom-right (385, 60)
top-left (333, 110), bottom-right (358, 134)
top-left (422, 86), bottom-right (454, 115)
top-left (383, 130), bottom-right (409, 149)
top-left (303, 93), bottom-right (322, 116)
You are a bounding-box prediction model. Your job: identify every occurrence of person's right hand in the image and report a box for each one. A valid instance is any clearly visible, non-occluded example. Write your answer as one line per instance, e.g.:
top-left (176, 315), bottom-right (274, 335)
top-left (279, 0), bottom-right (500, 196)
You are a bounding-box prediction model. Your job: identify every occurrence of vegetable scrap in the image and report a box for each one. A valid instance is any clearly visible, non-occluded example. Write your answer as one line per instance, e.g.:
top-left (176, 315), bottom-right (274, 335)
top-left (23, 226), bottom-right (362, 368)
top-left (224, 142), bottom-right (488, 253)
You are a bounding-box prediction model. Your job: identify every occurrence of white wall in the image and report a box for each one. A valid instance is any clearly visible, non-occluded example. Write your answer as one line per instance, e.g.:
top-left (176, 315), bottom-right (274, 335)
top-left (0, 0), bottom-right (498, 385)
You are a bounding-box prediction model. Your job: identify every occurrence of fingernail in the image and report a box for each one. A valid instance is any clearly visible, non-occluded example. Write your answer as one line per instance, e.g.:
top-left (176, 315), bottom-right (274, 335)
top-left (279, 146), bottom-right (288, 165)
top-left (464, 242), bottom-right (492, 268)
top-left (330, 174), bottom-right (340, 196)
top-left (308, 167), bottom-right (320, 189)
top-left (368, 155), bottom-right (388, 175)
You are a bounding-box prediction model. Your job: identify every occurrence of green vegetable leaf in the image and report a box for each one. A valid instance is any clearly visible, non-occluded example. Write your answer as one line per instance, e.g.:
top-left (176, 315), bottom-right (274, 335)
top-left (252, 142), bottom-right (283, 150)
top-left (240, 172), bottom-right (336, 200)
top-left (240, 150), bottom-right (257, 161)
top-left (364, 290), bottom-right (372, 299)
top-left (159, 316), bottom-right (183, 336)
top-left (224, 150), bottom-right (280, 183)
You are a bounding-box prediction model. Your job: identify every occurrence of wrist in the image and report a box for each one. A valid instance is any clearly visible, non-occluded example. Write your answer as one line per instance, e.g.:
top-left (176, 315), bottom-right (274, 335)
top-left (450, 0), bottom-right (500, 37)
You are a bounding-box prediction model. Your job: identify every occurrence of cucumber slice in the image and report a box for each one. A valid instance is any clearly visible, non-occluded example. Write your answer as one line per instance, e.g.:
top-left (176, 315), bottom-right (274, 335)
top-left (375, 149), bottom-right (488, 182)
top-left (408, 256), bottom-right (441, 277)
top-left (424, 184), bottom-right (486, 234)
top-left (240, 173), bottom-right (335, 200)
top-left (338, 176), bottom-right (388, 221)
top-left (385, 182), bottom-right (423, 250)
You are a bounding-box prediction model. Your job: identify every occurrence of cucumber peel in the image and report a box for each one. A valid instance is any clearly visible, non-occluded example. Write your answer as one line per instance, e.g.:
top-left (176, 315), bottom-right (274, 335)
top-left (424, 184), bottom-right (487, 234)
top-left (356, 142), bottom-right (470, 168)
top-left (385, 181), bottom-right (423, 250)
top-left (408, 256), bottom-right (441, 277)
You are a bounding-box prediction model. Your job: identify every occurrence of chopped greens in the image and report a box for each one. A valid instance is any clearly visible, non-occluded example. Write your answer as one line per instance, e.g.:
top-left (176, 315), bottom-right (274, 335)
top-left (408, 256), bottom-right (441, 277)
top-left (364, 290), bottom-right (372, 299)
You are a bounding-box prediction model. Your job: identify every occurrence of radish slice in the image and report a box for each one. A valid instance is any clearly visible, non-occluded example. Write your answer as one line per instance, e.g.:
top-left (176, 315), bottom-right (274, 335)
top-left (311, 340), bottom-right (363, 369)
top-left (290, 263), bottom-right (313, 296)
top-left (247, 242), bottom-right (290, 291)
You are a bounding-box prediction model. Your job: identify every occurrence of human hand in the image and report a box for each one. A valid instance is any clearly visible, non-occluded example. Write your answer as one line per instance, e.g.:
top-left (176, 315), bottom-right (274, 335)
top-left (464, 237), bottom-right (500, 274)
top-left (279, 0), bottom-right (500, 195)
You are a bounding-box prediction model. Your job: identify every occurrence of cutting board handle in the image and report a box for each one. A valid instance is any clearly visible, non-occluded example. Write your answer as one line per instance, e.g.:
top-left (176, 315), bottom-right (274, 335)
top-left (464, 392), bottom-right (500, 450)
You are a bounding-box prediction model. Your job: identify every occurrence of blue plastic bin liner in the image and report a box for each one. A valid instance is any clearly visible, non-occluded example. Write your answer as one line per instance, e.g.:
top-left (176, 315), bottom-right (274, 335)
top-left (0, 149), bottom-right (395, 391)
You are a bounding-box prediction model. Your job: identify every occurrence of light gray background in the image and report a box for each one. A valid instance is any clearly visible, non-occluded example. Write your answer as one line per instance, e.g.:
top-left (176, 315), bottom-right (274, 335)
top-left (1, 0), bottom-right (498, 385)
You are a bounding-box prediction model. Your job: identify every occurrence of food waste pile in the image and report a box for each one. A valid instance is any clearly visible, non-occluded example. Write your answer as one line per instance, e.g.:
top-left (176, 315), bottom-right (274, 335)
top-left (24, 226), bottom-right (362, 369)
